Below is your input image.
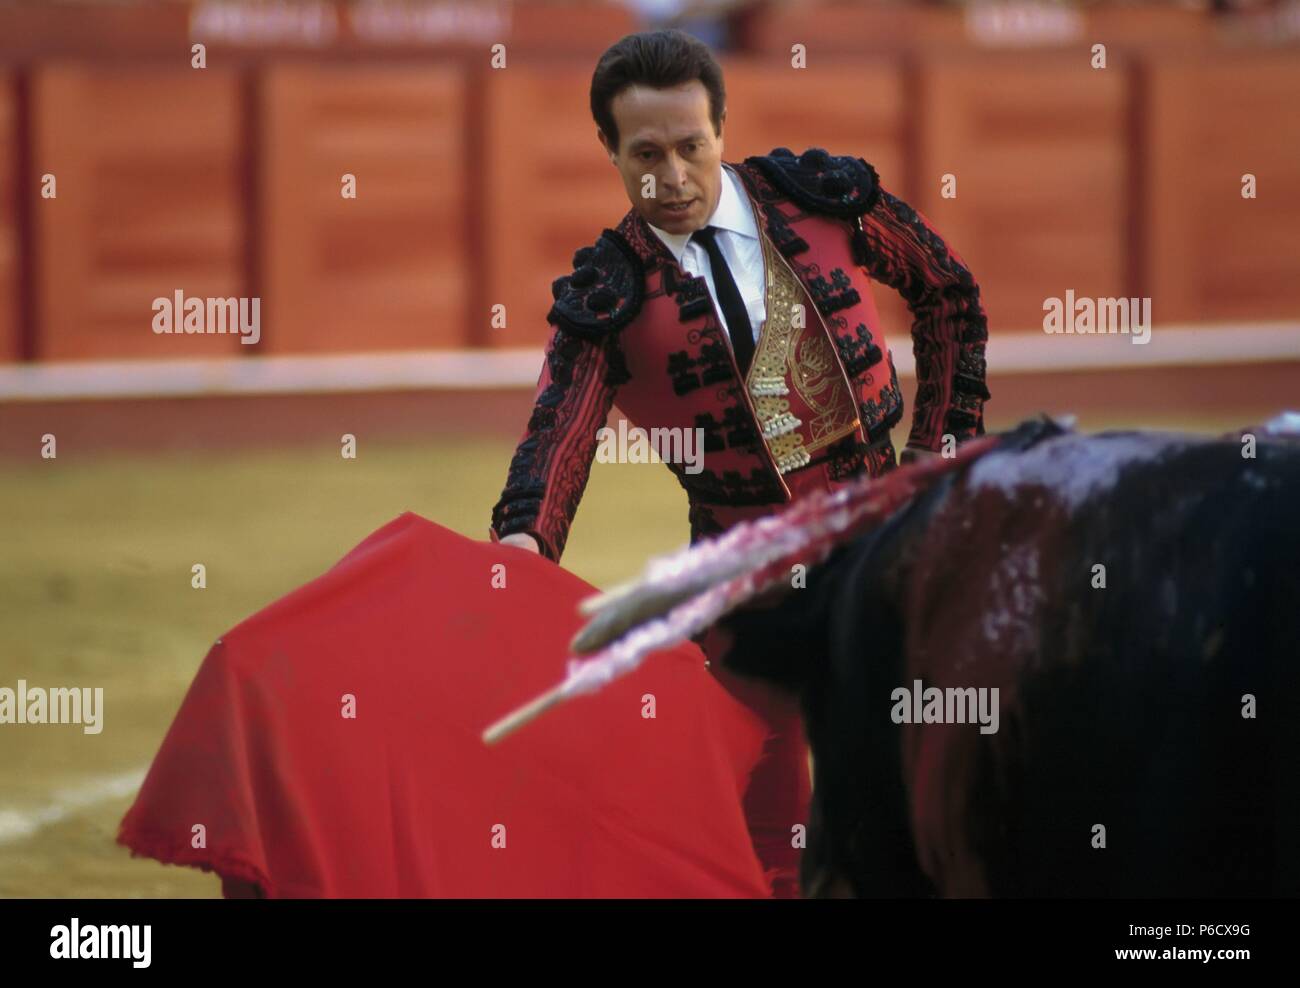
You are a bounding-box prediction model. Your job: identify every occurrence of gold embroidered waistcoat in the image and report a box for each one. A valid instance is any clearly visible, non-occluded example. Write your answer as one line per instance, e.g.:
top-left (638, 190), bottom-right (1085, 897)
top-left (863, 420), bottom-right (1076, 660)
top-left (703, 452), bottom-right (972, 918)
top-left (743, 199), bottom-right (862, 475)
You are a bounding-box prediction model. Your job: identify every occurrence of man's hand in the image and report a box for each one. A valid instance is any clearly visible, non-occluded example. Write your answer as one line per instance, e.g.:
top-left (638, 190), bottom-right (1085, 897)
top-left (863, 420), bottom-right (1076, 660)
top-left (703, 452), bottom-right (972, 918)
top-left (499, 532), bottom-right (541, 554)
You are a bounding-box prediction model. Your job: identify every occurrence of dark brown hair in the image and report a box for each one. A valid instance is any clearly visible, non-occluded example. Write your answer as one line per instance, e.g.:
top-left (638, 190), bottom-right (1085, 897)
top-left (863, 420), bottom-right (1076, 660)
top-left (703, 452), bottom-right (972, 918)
top-left (590, 29), bottom-right (726, 152)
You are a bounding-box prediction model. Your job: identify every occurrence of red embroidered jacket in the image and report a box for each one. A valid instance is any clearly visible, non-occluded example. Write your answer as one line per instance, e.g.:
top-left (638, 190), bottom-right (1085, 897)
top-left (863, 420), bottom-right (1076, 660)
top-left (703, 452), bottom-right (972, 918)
top-left (490, 147), bottom-right (990, 562)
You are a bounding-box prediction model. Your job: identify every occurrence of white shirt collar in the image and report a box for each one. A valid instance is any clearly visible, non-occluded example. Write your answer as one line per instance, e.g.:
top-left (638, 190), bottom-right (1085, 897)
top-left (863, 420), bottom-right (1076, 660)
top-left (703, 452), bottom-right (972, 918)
top-left (647, 164), bottom-right (757, 265)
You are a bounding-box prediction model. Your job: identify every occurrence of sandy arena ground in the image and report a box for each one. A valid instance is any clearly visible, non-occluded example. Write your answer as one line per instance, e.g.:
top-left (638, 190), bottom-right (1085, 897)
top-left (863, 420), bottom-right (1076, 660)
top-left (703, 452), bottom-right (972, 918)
top-left (0, 392), bottom-right (1276, 897)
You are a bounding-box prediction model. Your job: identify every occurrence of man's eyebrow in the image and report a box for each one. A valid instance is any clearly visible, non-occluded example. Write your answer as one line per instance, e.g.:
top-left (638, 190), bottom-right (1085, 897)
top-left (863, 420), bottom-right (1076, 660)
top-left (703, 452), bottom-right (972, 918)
top-left (628, 133), bottom-right (708, 151)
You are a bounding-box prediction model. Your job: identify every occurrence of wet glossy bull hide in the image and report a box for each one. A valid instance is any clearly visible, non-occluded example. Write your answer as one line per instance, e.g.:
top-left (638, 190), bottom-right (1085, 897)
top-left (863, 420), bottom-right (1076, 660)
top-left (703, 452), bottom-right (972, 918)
top-left (720, 418), bottom-right (1300, 897)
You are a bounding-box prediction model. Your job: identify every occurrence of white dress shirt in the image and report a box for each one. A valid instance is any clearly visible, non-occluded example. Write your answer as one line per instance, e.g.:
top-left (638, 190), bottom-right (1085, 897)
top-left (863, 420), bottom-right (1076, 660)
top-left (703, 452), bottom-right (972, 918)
top-left (647, 163), bottom-right (767, 345)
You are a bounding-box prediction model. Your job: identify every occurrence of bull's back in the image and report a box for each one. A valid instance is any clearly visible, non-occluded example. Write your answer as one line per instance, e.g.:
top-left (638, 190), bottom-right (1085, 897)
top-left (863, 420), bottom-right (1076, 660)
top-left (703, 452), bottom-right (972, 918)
top-left (911, 433), bottom-right (1300, 896)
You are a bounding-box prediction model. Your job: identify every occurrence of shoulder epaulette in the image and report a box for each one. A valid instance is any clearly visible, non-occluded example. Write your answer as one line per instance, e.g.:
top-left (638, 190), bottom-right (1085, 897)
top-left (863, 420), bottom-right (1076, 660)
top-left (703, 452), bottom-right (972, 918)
top-left (745, 147), bottom-right (880, 219)
top-left (546, 228), bottom-right (645, 341)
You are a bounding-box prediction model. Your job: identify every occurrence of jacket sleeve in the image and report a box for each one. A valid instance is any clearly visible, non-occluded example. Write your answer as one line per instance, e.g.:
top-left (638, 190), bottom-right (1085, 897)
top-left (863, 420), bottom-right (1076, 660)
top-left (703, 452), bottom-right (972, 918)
top-left (852, 185), bottom-right (990, 452)
top-left (488, 327), bottom-right (620, 562)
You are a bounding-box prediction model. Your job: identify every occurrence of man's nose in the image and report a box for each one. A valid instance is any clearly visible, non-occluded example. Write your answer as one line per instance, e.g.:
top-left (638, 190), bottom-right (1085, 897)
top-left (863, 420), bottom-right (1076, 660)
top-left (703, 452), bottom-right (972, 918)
top-left (663, 153), bottom-right (689, 192)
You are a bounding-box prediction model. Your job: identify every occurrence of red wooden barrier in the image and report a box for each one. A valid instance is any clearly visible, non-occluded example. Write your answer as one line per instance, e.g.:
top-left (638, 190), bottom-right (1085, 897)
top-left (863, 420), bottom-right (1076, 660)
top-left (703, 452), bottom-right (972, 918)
top-left (912, 52), bottom-right (1131, 333)
top-left (0, 4), bottom-right (1294, 363)
top-left (259, 64), bottom-right (470, 352)
top-left (30, 66), bottom-right (247, 359)
top-left (0, 73), bottom-right (19, 362)
top-left (1145, 50), bottom-right (1300, 323)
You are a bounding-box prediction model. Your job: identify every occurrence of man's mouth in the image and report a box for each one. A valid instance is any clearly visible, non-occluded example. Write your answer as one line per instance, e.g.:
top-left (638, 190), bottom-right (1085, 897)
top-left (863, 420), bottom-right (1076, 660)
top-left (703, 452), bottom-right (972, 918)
top-left (663, 199), bottom-right (695, 214)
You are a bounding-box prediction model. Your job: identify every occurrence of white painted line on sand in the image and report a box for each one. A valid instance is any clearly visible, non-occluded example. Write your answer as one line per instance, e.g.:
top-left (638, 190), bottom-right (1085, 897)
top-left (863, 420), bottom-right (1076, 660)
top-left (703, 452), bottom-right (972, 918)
top-left (0, 766), bottom-right (148, 846)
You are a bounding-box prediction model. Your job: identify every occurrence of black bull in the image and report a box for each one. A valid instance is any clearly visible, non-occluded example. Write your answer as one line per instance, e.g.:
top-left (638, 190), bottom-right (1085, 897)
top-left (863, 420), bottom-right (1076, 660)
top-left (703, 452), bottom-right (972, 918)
top-left (715, 418), bottom-right (1300, 897)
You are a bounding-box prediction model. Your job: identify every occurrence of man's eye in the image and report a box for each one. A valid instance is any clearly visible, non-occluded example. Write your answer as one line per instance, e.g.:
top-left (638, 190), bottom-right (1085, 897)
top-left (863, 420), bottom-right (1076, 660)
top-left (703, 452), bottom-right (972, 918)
top-left (683, 144), bottom-right (698, 153)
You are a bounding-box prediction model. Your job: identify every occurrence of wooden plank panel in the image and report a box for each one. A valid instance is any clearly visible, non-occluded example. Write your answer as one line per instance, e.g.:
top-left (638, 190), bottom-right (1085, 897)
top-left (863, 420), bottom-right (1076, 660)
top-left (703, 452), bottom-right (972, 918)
top-left (0, 3), bottom-right (190, 60)
top-left (745, 4), bottom-right (965, 56)
top-left (260, 65), bottom-right (467, 352)
top-left (31, 66), bottom-right (247, 360)
top-left (505, 1), bottom-right (638, 56)
top-left (914, 53), bottom-right (1130, 333)
top-left (0, 73), bottom-right (19, 362)
top-left (744, 2), bottom-right (1210, 55)
top-left (1146, 51), bottom-right (1300, 323)
top-left (721, 59), bottom-right (906, 179)
top-left (482, 64), bottom-right (615, 348)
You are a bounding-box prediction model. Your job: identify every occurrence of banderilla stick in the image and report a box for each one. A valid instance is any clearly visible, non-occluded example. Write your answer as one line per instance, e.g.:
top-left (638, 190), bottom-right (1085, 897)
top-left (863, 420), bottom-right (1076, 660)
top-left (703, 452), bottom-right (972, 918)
top-left (481, 681), bottom-right (571, 745)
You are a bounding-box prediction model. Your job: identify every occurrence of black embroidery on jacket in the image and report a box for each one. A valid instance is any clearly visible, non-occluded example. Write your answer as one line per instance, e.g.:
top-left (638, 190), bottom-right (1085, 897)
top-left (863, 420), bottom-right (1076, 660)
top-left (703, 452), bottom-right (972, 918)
top-left (663, 265), bottom-right (714, 323)
top-left (835, 323), bottom-right (884, 378)
top-left (806, 268), bottom-right (861, 317)
top-left (603, 336), bottom-right (632, 387)
top-left (667, 350), bottom-right (702, 395)
top-left (762, 203), bottom-right (810, 257)
top-left (679, 467), bottom-right (785, 506)
top-left (698, 340), bottom-right (734, 385)
top-left (744, 147), bottom-right (881, 219)
top-left (823, 436), bottom-right (871, 483)
top-left (848, 188), bottom-right (990, 444)
top-left (688, 503), bottom-right (726, 543)
top-left (490, 330), bottom-right (606, 560)
top-left (953, 346), bottom-right (991, 401)
top-left (720, 405), bottom-right (761, 451)
top-left (547, 229), bottom-right (645, 341)
top-left (857, 354), bottom-right (905, 434)
top-left (693, 413), bottom-right (727, 454)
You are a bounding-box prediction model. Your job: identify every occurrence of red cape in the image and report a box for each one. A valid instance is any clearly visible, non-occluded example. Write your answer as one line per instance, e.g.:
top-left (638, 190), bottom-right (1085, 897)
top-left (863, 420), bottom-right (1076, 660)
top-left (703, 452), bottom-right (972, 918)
top-left (118, 513), bottom-right (775, 897)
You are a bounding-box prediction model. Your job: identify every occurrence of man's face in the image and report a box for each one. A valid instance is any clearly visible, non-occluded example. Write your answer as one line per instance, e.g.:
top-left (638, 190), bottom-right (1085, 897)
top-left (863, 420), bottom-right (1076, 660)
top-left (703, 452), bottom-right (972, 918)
top-left (600, 80), bottom-right (724, 236)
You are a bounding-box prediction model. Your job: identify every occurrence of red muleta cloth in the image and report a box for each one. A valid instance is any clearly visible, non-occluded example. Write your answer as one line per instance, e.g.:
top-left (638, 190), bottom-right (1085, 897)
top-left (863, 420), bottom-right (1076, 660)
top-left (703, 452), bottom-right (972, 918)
top-left (117, 513), bottom-right (774, 898)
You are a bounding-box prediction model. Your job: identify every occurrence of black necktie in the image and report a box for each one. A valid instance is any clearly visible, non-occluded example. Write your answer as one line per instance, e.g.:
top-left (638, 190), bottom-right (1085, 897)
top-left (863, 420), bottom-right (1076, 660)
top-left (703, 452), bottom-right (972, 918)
top-left (691, 225), bottom-right (755, 377)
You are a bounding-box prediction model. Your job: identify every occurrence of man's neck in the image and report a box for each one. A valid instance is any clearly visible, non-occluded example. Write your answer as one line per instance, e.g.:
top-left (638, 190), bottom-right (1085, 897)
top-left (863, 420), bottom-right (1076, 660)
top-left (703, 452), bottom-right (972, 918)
top-left (700, 163), bottom-right (727, 224)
